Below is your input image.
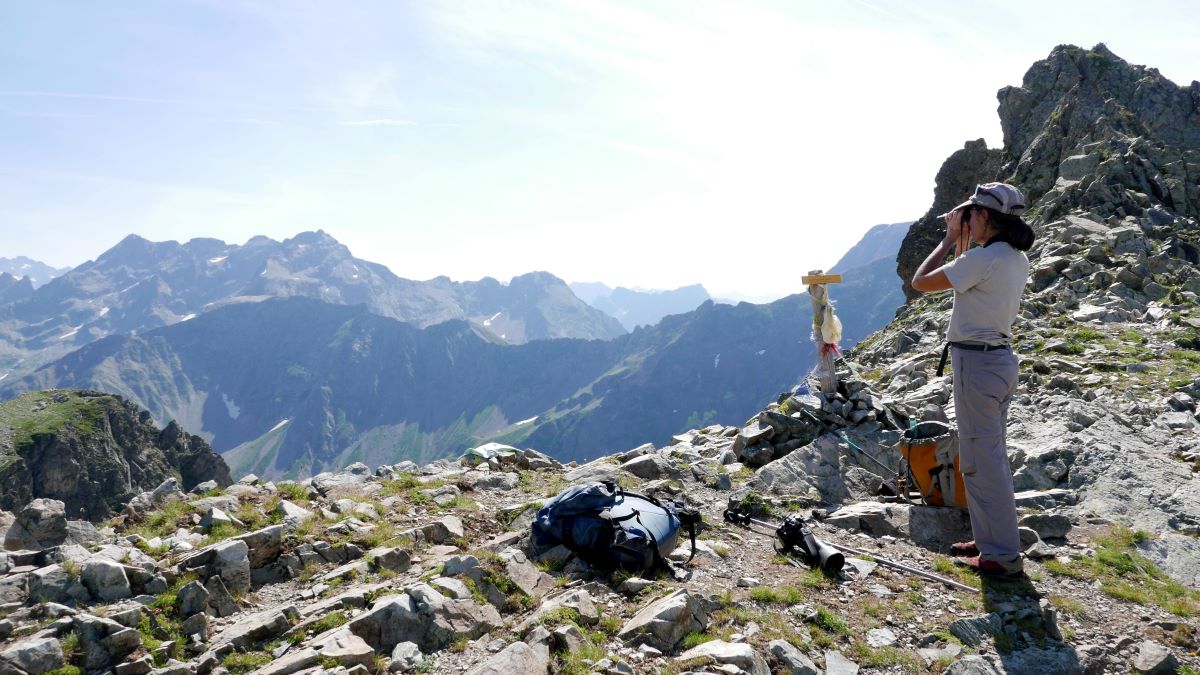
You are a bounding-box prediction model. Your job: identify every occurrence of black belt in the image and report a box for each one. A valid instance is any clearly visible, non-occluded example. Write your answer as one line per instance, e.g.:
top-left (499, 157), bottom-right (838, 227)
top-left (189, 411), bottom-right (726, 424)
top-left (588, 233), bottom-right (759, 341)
top-left (937, 342), bottom-right (1010, 377)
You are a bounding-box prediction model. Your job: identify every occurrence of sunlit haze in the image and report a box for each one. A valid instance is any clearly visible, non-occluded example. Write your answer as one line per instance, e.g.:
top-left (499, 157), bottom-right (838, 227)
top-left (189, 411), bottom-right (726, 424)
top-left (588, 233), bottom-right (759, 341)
top-left (2, 1), bottom-right (1197, 301)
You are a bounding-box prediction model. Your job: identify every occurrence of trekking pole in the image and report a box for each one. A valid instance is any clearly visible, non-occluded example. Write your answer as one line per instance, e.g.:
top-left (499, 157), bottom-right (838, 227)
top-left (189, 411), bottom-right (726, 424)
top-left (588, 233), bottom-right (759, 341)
top-left (724, 509), bottom-right (976, 593)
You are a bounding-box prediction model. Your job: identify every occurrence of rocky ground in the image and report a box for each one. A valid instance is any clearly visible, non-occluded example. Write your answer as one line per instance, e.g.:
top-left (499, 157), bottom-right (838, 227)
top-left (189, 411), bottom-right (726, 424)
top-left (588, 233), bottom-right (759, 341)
top-left (0, 418), bottom-right (1195, 675)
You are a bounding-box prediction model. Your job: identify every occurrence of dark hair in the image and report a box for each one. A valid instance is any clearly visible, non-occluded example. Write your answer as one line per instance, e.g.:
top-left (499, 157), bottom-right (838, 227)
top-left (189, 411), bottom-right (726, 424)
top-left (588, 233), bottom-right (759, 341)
top-left (979, 207), bottom-right (1035, 251)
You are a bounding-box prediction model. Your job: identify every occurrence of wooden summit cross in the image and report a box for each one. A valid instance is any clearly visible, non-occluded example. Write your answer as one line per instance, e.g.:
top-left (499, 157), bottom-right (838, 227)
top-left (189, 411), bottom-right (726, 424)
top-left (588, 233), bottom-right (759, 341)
top-left (802, 270), bottom-right (843, 395)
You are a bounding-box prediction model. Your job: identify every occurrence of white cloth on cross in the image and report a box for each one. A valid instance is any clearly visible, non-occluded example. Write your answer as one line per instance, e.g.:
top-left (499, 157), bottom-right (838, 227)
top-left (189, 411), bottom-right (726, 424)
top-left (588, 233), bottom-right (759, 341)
top-left (809, 285), bottom-right (842, 344)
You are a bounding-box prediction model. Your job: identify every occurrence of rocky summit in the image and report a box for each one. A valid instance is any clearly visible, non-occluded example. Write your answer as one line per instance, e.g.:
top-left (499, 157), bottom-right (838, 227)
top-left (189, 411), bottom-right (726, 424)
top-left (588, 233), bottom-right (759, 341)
top-left (0, 42), bottom-right (1199, 675)
top-left (0, 390), bottom-right (231, 521)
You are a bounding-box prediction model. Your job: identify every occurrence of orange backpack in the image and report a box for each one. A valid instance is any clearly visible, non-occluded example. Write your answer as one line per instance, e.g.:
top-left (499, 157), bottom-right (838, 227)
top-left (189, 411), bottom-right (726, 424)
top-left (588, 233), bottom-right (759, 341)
top-left (898, 421), bottom-right (967, 509)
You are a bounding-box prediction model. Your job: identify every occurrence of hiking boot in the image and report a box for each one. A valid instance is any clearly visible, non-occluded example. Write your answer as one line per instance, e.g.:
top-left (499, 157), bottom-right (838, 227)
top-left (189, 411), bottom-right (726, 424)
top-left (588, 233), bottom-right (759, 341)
top-left (955, 555), bottom-right (1024, 577)
top-left (950, 540), bottom-right (979, 557)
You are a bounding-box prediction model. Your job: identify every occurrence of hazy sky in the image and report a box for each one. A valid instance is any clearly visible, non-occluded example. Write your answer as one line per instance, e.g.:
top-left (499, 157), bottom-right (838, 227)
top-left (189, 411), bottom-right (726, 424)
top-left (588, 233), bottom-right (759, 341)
top-left (3, 1), bottom-right (1197, 301)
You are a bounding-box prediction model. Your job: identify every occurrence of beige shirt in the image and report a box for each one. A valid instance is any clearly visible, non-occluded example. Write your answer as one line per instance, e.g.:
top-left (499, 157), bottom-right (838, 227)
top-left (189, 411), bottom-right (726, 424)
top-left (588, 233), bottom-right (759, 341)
top-left (943, 241), bottom-right (1030, 345)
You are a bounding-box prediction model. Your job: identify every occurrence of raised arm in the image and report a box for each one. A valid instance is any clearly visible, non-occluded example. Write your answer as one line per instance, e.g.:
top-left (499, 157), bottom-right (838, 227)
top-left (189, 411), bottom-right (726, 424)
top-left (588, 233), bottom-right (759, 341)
top-left (911, 210), bottom-right (966, 293)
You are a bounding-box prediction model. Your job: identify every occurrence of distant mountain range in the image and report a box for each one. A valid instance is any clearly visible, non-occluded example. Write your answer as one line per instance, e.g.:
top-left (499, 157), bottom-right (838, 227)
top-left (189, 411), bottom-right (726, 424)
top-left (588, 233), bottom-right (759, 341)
top-left (830, 222), bottom-right (912, 273)
top-left (0, 256), bottom-right (70, 288)
top-left (0, 231), bottom-right (624, 383)
top-left (571, 283), bottom-right (712, 331)
top-left (0, 223), bottom-right (910, 477)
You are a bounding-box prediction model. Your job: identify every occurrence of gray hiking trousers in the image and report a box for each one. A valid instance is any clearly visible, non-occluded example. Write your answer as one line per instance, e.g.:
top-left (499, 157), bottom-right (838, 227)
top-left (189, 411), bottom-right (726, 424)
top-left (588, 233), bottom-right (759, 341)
top-left (952, 346), bottom-right (1021, 562)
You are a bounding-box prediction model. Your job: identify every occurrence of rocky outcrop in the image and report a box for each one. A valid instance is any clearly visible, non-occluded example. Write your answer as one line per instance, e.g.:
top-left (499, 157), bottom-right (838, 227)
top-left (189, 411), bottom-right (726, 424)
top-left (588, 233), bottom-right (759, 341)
top-left (0, 390), bottom-right (231, 520)
top-left (896, 139), bottom-right (1004, 301)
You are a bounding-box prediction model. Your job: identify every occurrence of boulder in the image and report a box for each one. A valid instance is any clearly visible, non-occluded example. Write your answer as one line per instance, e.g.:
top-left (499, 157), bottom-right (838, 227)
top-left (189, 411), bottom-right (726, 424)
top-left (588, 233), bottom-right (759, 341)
top-left (274, 500), bottom-right (314, 530)
top-left (516, 590), bottom-right (599, 632)
top-left (16, 499), bottom-right (68, 549)
top-left (944, 655), bottom-right (1003, 674)
top-left (617, 589), bottom-right (707, 652)
top-left (318, 632), bottom-right (375, 670)
top-left (81, 558), bottom-right (133, 602)
top-left (500, 548), bottom-right (555, 599)
top-left (205, 576), bottom-right (238, 617)
top-left (948, 614), bottom-right (1003, 648)
top-left (464, 640), bottom-right (550, 675)
top-left (213, 605), bottom-right (299, 650)
top-left (77, 613), bottom-right (142, 671)
top-left (824, 650), bottom-right (860, 675)
top-left (0, 636), bottom-right (64, 675)
top-left (198, 507), bottom-right (239, 532)
top-left (177, 580), bottom-right (209, 618)
top-left (421, 516), bottom-right (465, 544)
top-left (1132, 640), bottom-right (1178, 674)
top-left (768, 639), bottom-right (820, 675)
top-left (675, 640), bottom-right (769, 675)
top-left (367, 546), bottom-right (412, 574)
top-left (621, 454), bottom-right (671, 479)
top-left (347, 585), bottom-right (502, 653)
top-left (28, 564), bottom-right (73, 604)
top-left (389, 642), bottom-right (425, 673)
top-left (1018, 513), bottom-right (1072, 539)
top-left (235, 525), bottom-right (284, 568)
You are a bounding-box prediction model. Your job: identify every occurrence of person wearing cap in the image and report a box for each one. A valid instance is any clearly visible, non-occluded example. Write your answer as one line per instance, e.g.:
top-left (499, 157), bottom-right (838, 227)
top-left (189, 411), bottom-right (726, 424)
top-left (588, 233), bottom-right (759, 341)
top-left (910, 182), bottom-right (1036, 576)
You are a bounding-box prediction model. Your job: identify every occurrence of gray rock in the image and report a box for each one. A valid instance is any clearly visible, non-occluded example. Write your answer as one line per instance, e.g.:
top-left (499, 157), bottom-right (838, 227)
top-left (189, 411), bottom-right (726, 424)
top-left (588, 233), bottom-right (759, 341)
top-left (347, 585), bottom-right (502, 653)
top-left (28, 564), bottom-right (72, 604)
top-left (824, 501), bottom-right (972, 550)
top-left (368, 546), bottom-right (412, 574)
top-left (944, 655), bottom-right (1002, 674)
top-left (675, 640), bottom-right (769, 675)
top-left (0, 636), bottom-right (64, 675)
top-left (192, 480), bottom-right (219, 494)
top-left (311, 463), bottom-right (372, 494)
top-left (77, 613), bottom-right (142, 670)
top-left (617, 589), bottom-right (707, 652)
top-left (81, 558), bottom-right (133, 602)
top-left (0, 571), bottom-right (29, 604)
top-left (996, 647), bottom-right (1083, 674)
top-left (517, 590), bottom-right (599, 632)
top-left (235, 525), bottom-right (284, 568)
top-left (319, 632), bottom-right (375, 670)
top-left (824, 650), bottom-right (859, 675)
top-left (181, 611), bottom-right (208, 637)
top-left (65, 520), bottom-right (101, 545)
top-left (421, 516), bottom-right (465, 544)
top-left (1018, 526), bottom-right (1041, 549)
top-left (1132, 640), bottom-right (1178, 674)
top-left (767, 639), bottom-right (820, 675)
top-left (389, 641), bottom-right (425, 673)
top-left (500, 548), bottom-right (555, 599)
top-left (948, 614), bottom-right (1002, 648)
top-left (621, 454), bottom-right (670, 479)
top-left (17, 499), bottom-right (68, 549)
top-left (1018, 513), bottom-right (1072, 539)
top-left (464, 640), bottom-right (550, 675)
top-left (274, 500), bottom-right (313, 530)
top-left (214, 605), bottom-right (298, 650)
top-left (443, 555), bottom-right (480, 577)
top-left (198, 507), bottom-right (238, 532)
top-left (210, 540), bottom-right (251, 593)
top-left (431, 577), bottom-right (472, 600)
top-left (114, 655), bottom-right (153, 675)
top-left (564, 459), bottom-right (621, 484)
top-left (205, 576), bottom-right (238, 618)
top-left (177, 581), bottom-right (209, 618)
top-left (866, 627), bottom-right (897, 647)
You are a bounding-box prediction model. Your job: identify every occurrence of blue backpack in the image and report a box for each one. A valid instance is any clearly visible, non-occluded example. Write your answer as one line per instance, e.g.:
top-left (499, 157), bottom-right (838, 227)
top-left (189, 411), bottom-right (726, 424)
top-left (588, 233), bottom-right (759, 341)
top-left (532, 481), bottom-right (701, 576)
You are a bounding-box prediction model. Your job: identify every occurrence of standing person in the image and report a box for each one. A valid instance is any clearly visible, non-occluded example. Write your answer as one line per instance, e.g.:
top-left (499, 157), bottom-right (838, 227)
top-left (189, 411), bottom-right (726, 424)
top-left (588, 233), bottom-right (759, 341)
top-left (910, 183), bottom-right (1036, 576)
